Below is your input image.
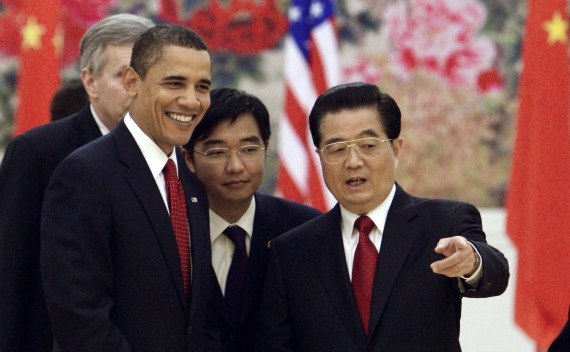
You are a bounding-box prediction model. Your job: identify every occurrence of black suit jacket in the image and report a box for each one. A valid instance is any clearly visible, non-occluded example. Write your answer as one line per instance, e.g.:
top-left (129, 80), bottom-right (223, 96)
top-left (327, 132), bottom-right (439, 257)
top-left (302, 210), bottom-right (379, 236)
top-left (549, 307), bottom-right (570, 352)
top-left (210, 193), bottom-right (321, 352)
top-left (257, 184), bottom-right (510, 352)
top-left (41, 120), bottom-right (214, 351)
top-left (0, 105), bottom-right (100, 352)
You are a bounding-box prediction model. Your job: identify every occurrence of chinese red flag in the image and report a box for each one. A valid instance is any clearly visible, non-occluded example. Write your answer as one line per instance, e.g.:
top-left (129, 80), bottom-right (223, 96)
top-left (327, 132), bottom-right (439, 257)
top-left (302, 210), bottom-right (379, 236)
top-left (13, 0), bottom-right (61, 136)
top-left (505, 0), bottom-right (570, 348)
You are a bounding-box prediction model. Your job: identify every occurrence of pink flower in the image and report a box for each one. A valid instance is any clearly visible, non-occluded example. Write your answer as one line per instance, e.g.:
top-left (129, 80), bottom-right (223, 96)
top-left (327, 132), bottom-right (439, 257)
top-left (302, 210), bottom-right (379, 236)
top-left (381, 0), bottom-right (498, 89)
top-left (343, 59), bottom-right (381, 84)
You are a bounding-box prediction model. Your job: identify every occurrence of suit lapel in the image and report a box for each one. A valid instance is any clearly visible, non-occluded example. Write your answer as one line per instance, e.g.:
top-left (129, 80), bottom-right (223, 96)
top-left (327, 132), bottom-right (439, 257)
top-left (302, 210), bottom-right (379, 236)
top-left (113, 122), bottom-right (188, 312)
top-left (214, 193), bottom-right (276, 326)
top-left (178, 150), bottom-right (210, 318)
top-left (74, 105), bottom-right (103, 147)
top-left (212, 276), bottom-right (229, 322)
top-left (239, 193), bottom-right (274, 324)
top-left (311, 206), bottom-right (367, 349)
top-left (367, 185), bottom-right (420, 338)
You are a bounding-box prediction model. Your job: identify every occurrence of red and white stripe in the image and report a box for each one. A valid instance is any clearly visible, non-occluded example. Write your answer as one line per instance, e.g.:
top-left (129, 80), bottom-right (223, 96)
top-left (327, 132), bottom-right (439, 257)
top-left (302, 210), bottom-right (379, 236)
top-left (276, 6), bottom-right (339, 211)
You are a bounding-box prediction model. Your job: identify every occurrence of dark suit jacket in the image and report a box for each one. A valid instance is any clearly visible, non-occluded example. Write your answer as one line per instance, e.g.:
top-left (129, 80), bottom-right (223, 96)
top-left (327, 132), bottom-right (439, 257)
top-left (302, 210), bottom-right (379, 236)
top-left (0, 105), bottom-right (100, 352)
top-left (549, 307), bottom-right (570, 352)
top-left (41, 120), bottom-right (214, 351)
top-left (257, 184), bottom-right (510, 352)
top-left (210, 193), bottom-right (321, 352)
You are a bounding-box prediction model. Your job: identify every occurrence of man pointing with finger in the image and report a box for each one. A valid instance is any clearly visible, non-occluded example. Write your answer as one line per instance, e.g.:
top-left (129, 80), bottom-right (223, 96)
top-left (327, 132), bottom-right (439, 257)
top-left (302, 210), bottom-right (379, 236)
top-left (257, 82), bottom-right (510, 352)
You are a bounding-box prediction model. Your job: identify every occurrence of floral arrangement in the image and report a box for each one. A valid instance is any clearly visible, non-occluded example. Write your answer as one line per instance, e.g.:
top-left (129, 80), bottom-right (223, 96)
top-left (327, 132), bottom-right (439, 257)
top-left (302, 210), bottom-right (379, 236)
top-left (0, 0), bottom-right (524, 206)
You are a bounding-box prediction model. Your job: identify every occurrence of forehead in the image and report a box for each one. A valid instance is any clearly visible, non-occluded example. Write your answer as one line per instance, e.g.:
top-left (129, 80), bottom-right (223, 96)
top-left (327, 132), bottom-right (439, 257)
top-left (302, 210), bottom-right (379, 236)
top-left (98, 45), bottom-right (133, 72)
top-left (145, 45), bottom-right (211, 80)
top-left (320, 107), bottom-right (385, 144)
top-left (198, 113), bottom-right (262, 144)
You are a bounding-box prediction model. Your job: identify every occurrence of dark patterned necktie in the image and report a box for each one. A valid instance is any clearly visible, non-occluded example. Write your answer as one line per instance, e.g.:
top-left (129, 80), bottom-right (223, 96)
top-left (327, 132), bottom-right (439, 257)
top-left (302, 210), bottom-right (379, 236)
top-left (351, 215), bottom-right (377, 336)
top-left (224, 226), bottom-right (248, 326)
top-left (163, 159), bottom-right (191, 299)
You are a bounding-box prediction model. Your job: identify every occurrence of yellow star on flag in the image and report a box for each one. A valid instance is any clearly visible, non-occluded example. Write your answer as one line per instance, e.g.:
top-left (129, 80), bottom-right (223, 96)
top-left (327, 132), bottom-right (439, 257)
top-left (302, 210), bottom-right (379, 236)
top-left (21, 16), bottom-right (47, 50)
top-left (52, 26), bottom-right (64, 56)
top-left (543, 11), bottom-right (568, 45)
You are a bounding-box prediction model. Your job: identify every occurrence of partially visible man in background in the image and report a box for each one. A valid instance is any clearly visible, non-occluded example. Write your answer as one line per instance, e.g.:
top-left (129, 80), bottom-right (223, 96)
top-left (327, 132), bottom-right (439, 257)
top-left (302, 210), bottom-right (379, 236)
top-left (50, 78), bottom-right (88, 121)
top-left (183, 88), bottom-right (322, 351)
top-left (0, 14), bottom-right (154, 352)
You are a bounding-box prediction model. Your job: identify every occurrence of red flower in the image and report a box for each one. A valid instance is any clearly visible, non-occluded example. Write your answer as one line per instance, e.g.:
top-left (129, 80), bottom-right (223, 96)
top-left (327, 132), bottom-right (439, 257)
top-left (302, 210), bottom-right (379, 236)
top-left (477, 68), bottom-right (503, 94)
top-left (160, 0), bottom-right (288, 55)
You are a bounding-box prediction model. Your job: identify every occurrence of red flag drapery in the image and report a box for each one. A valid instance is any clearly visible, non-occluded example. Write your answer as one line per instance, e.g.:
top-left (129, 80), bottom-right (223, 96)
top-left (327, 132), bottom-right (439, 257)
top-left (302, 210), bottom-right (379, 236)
top-left (275, 0), bottom-right (339, 212)
top-left (13, 0), bottom-right (61, 136)
top-left (505, 0), bottom-right (570, 348)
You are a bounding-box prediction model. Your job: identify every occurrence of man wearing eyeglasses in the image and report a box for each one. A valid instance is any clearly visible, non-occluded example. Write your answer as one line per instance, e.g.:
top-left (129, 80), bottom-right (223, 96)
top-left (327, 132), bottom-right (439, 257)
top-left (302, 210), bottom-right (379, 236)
top-left (182, 88), bottom-right (322, 352)
top-left (257, 82), bottom-right (510, 352)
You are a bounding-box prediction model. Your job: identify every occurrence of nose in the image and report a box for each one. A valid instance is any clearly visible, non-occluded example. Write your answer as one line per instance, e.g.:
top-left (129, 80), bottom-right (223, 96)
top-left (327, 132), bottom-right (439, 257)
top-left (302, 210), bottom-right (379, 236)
top-left (225, 151), bottom-right (245, 173)
top-left (345, 145), bottom-right (363, 168)
top-left (178, 87), bottom-right (200, 109)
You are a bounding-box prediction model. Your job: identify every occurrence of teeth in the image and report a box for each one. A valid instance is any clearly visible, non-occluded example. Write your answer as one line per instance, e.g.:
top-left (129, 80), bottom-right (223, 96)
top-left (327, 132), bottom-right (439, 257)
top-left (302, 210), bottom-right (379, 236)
top-left (347, 179), bottom-right (364, 186)
top-left (168, 113), bottom-right (194, 123)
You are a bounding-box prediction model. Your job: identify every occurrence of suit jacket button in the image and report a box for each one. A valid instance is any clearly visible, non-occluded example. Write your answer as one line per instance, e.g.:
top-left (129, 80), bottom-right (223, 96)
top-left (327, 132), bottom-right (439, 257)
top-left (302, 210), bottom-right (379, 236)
top-left (187, 325), bottom-right (193, 335)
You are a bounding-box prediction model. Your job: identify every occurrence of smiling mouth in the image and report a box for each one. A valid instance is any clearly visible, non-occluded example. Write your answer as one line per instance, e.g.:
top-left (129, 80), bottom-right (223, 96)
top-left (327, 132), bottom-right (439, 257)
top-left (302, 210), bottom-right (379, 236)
top-left (167, 112), bottom-right (194, 123)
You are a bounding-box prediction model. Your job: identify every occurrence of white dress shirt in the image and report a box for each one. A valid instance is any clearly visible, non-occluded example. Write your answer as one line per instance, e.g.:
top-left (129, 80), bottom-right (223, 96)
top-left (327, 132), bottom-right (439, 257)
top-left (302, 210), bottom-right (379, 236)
top-left (341, 185), bottom-right (396, 281)
top-left (90, 105), bottom-right (111, 136)
top-left (123, 113), bottom-right (178, 211)
top-left (209, 198), bottom-right (255, 294)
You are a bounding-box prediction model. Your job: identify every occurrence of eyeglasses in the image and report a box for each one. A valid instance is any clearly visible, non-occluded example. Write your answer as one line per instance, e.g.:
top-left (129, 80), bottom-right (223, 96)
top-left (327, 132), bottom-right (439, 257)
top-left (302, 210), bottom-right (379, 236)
top-left (194, 145), bottom-right (265, 163)
top-left (319, 137), bottom-right (392, 164)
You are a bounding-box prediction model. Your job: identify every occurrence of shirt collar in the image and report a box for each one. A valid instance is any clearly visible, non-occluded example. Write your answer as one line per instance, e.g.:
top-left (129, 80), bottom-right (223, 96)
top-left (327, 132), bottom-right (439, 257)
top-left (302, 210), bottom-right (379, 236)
top-left (90, 104), bottom-right (110, 136)
top-left (340, 183), bottom-right (396, 238)
top-left (123, 112), bottom-right (177, 178)
top-left (209, 197), bottom-right (256, 244)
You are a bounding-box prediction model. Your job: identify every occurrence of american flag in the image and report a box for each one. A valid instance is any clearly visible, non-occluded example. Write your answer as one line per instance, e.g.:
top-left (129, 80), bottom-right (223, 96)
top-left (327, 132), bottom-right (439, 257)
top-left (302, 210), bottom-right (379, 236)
top-left (275, 0), bottom-right (339, 211)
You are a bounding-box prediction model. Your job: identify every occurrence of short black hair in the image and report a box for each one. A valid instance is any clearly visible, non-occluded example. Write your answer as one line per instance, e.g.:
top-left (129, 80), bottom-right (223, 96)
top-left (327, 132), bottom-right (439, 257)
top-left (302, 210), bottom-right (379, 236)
top-left (50, 78), bottom-right (88, 121)
top-left (130, 23), bottom-right (209, 79)
top-left (184, 88), bottom-right (271, 155)
top-left (308, 82), bottom-right (401, 148)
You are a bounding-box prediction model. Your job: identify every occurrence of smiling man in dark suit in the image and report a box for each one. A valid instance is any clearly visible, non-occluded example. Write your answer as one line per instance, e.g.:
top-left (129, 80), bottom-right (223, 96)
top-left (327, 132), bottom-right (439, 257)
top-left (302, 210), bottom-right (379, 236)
top-left (257, 82), bottom-right (510, 352)
top-left (41, 24), bottom-right (215, 351)
top-left (183, 88), bottom-right (321, 352)
top-left (0, 14), bottom-right (153, 352)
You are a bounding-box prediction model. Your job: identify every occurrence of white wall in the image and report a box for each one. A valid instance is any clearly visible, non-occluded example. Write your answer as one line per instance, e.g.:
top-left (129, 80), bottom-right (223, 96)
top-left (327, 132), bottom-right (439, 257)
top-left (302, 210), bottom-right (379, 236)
top-left (460, 208), bottom-right (535, 352)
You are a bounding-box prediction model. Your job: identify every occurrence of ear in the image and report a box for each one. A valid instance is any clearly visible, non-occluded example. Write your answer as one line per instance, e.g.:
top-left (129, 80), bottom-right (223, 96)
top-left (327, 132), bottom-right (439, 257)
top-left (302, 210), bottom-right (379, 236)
top-left (123, 67), bottom-right (139, 97)
top-left (81, 69), bottom-right (97, 100)
top-left (392, 137), bottom-right (404, 168)
top-left (181, 148), bottom-right (196, 173)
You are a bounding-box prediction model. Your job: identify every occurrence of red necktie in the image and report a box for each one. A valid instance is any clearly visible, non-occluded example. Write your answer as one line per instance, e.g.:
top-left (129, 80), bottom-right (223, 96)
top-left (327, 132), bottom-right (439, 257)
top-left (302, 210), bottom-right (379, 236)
top-left (352, 215), bottom-right (377, 336)
top-left (163, 159), bottom-right (191, 299)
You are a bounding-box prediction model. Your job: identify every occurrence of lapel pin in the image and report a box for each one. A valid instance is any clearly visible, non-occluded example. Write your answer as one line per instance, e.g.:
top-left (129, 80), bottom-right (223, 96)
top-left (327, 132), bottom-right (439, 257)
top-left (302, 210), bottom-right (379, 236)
top-left (190, 197), bottom-right (198, 203)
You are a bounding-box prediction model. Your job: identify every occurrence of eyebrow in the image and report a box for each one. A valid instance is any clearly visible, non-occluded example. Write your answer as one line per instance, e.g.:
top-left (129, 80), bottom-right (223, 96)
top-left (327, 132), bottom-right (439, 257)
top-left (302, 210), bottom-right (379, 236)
top-left (198, 78), bottom-right (212, 87)
top-left (162, 75), bottom-right (186, 82)
top-left (323, 129), bottom-right (380, 145)
top-left (201, 135), bottom-right (262, 147)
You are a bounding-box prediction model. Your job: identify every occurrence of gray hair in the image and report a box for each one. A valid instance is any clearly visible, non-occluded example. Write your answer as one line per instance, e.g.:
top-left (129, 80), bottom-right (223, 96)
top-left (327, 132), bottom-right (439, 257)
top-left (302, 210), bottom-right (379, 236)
top-left (79, 14), bottom-right (154, 77)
